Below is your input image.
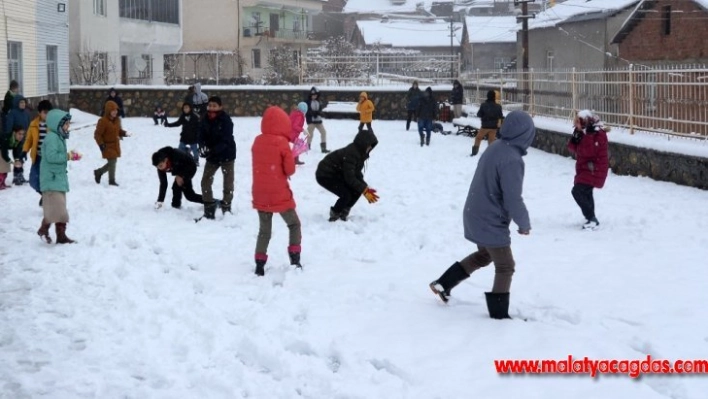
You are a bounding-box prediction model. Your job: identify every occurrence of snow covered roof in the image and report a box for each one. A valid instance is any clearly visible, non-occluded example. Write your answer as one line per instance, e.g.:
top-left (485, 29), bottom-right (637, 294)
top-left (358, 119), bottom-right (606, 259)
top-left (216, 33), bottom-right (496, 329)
top-left (356, 19), bottom-right (464, 47)
top-left (344, 0), bottom-right (435, 14)
top-left (529, 0), bottom-right (640, 30)
top-left (465, 16), bottom-right (518, 44)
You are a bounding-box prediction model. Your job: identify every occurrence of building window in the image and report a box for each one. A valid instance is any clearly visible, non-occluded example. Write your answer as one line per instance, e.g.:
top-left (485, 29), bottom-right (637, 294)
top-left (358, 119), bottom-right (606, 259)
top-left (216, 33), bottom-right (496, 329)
top-left (93, 0), bottom-right (106, 16)
top-left (269, 13), bottom-right (279, 32)
top-left (47, 45), bottom-right (58, 93)
top-left (7, 42), bottom-right (22, 89)
top-left (139, 54), bottom-right (153, 80)
top-left (252, 49), bottom-right (261, 68)
top-left (119, 0), bottom-right (179, 24)
top-left (662, 6), bottom-right (671, 36)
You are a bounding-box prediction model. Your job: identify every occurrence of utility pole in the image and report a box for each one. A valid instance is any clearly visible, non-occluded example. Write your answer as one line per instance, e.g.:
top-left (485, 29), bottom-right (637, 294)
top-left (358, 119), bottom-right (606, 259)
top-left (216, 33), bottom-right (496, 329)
top-left (515, 0), bottom-right (535, 108)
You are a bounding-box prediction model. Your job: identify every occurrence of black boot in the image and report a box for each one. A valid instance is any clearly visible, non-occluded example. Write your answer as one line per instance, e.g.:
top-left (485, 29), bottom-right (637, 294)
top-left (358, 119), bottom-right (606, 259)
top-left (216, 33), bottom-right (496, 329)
top-left (429, 262), bottom-right (469, 303)
top-left (339, 207), bottom-right (351, 221)
top-left (419, 135), bottom-right (424, 147)
top-left (485, 292), bottom-right (511, 319)
top-left (288, 251), bottom-right (302, 269)
top-left (203, 202), bottom-right (217, 220)
top-left (328, 207), bottom-right (340, 222)
top-left (320, 143), bottom-right (330, 154)
top-left (471, 146), bottom-right (479, 157)
top-left (255, 259), bottom-right (266, 276)
top-left (220, 201), bottom-right (231, 214)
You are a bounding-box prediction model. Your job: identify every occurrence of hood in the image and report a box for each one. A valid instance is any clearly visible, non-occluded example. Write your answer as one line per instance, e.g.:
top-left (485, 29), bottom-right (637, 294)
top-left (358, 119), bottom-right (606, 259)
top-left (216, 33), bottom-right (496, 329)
top-left (194, 82), bottom-right (203, 95)
top-left (310, 86), bottom-right (320, 95)
top-left (46, 109), bottom-right (71, 137)
top-left (108, 87), bottom-right (117, 96)
top-left (353, 129), bottom-right (378, 155)
top-left (498, 110), bottom-right (535, 155)
top-left (261, 106), bottom-right (291, 140)
top-left (425, 87), bottom-right (433, 96)
top-left (359, 92), bottom-right (368, 100)
top-left (453, 80), bottom-right (461, 86)
top-left (103, 100), bottom-right (119, 118)
top-left (12, 94), bottom-right (26, 109)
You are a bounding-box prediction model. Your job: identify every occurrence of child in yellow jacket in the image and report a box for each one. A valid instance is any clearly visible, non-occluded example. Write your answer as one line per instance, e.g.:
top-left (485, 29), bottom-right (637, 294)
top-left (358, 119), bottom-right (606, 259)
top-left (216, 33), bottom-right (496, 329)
top-left (356, 92), bottom-right (375, 132)
top-left (23, 100), bottom-right (53, 202)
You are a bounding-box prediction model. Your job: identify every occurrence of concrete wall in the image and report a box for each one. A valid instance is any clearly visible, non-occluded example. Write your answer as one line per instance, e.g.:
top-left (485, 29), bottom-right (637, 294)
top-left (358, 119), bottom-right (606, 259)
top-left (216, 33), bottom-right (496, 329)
top-left (69, 86), bottom-right (708, 190)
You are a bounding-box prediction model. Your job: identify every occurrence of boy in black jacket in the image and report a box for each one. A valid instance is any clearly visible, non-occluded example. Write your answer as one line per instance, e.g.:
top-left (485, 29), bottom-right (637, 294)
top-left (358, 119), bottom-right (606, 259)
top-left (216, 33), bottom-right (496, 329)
top-left (199, 96), bottom-right (235, 218)
top-left (165, 103), bottom-right (200, 166)
top-left (315, 129), bottom-right (379, 222)
top-left (473, 90), bottom-right (504, 156)
top-left (152, 146), bottom-right (204, 209)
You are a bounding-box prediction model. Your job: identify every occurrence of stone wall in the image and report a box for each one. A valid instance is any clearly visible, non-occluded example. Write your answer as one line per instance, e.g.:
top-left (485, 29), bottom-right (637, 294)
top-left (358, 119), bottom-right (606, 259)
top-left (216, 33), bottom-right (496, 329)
top-left (1, 93), bottom-right (70, 116)
top-left (69, 87), bottom-right (708, 190)
top-left (533, 128), bottom-right (708, 190)
top-left (69, 86), bottom-right (440, 120)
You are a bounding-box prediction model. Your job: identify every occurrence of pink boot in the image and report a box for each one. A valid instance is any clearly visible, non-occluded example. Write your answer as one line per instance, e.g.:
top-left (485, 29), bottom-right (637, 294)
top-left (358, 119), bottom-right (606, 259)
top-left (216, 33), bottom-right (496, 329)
top-left (0, 173), bottom-right (9, 189)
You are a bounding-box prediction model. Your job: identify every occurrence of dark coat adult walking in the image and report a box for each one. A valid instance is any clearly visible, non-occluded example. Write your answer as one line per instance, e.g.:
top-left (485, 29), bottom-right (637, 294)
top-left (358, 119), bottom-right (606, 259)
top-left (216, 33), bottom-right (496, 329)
top-left (451, 80), bottom-right (464, 118)
top-left (568, 110), bottom-right (609, 230)
top-left (405, 81), bottom-right (421, 131)
top-left (316, 129), bottom-right (379, 222)
top-left (152, 146), bottom-right (203, 209)
top-left (473, 90), bottom-right (504, 156)
top-left (416, 87), bottom-right (438, 147)
top-left (429, 110), bottom-right (535, 319)
top-left (105, 88), bottom-right (125, 118)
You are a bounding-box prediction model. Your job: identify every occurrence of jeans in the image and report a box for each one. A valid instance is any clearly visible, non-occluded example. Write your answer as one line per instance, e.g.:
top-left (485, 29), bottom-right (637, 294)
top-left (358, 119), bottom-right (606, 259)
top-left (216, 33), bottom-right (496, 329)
top-left (571, 183), bottom-right (596, 221)
top-left (178, 142), bottom-right (199, 164)
top-left (29, 156), bottom-right (41, 193)
top-left (418, 119), bottom-right (433, 144)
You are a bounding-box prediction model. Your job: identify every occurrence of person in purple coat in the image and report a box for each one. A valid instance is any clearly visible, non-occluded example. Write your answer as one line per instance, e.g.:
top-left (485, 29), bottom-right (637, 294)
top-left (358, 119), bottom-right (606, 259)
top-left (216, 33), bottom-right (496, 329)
top-left (428, 110), bottom-right (535, 319)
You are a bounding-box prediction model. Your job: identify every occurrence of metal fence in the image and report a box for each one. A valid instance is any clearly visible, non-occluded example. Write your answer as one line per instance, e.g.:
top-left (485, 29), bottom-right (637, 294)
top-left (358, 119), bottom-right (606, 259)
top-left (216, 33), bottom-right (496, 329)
top-left (462, 65), bottom-right (708, 138)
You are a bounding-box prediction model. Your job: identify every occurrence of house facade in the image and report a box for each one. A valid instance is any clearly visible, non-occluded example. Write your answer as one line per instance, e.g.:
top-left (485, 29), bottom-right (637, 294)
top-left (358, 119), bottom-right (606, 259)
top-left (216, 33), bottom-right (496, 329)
top-left (69, 0), bottom-right (182, 85)
top-left (1, 0), bottom-right (70, 108)
top-left (611, 0), bottom-right (708, 65)
top-left (462, 16), bottom-right (518, 71)
top-left (180, 0), bottom-right (324, 82)
top-left (524, 0), bottom-right (640, 71)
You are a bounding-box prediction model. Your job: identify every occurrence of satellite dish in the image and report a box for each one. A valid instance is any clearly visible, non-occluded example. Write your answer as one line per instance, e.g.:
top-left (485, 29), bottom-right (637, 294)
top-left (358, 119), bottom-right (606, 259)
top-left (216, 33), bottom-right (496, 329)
top-left (134, 57), bottom-right (147, 70)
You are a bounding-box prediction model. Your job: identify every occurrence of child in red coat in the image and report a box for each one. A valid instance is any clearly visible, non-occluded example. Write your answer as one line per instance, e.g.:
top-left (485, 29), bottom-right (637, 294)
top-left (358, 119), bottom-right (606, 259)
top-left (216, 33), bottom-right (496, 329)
top-left (289, 102), bottom-right (308, 165)
top-left (251, 106), bottom-right (302, 276)
top-left (567, 110), bottom-right (609, 230)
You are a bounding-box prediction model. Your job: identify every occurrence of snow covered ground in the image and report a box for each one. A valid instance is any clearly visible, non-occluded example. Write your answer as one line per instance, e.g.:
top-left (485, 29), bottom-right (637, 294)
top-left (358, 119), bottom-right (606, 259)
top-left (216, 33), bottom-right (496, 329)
top-left (1, 110), bottom-right (708, 399)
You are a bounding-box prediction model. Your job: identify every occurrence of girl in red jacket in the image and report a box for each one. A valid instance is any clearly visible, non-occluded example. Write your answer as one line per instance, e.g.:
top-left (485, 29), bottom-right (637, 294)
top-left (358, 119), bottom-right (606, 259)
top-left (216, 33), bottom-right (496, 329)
top-left (289, 102), bottom-right (308, 165)
top-left (568, 110), bottom-right (609, 230)
top-left (251, 106), bottom-right (303, 276)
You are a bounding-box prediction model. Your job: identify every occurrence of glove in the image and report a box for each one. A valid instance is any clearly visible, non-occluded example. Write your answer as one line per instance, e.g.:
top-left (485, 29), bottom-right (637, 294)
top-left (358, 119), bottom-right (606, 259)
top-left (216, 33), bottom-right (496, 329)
top-left (154, 202), bottom-right (163, 209)
top-left (199, 146), bottom-right (210, 158)
top-left (99, 143), bottom-right (106, 152)
top-left (68, 150), bottom-right (82, 161)
top-left (570, 129), bottom-right (583, 145)
top-left (363, 187), bottom-right (379, 204)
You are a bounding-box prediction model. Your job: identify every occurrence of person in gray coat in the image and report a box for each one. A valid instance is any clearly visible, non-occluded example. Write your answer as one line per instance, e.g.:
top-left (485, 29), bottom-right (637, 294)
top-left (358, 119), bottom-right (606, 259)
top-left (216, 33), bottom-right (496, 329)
top-left (428, 110), bottom-right (534, 319)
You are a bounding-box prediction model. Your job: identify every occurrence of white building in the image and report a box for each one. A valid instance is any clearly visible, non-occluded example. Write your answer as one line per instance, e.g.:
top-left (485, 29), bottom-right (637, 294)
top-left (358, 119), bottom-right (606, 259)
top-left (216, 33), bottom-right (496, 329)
top-left (0, 0), bottom-right (70, 106)
top-left (69, 0), bottom-right (182, 85)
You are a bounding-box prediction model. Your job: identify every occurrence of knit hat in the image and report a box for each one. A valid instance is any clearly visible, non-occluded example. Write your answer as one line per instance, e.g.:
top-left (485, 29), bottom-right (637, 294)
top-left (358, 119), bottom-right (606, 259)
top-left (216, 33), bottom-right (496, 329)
top-left (297, 102), bottom-right (308, 113)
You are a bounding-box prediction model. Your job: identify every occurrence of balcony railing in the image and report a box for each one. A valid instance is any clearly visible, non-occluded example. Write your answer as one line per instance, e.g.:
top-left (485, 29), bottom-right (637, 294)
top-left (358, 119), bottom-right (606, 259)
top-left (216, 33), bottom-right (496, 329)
top-left (242, 26), bottom-right (320, 41)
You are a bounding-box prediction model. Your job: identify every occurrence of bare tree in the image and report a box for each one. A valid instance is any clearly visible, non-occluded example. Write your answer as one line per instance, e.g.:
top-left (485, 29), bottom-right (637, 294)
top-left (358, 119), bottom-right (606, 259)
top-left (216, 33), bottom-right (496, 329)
top-left (263, 45), bottom-right (300, 85)
top-left (71, 49), bottom-right (117, 85)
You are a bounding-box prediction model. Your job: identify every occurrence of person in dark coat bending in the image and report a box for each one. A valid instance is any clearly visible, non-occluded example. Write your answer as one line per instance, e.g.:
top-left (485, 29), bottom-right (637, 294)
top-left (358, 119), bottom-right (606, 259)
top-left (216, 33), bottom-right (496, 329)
top-left (315, 129), bottom-right (379, 222)
top-left (152, 146), bottom-right (203, 209)
top-left (429, 110), bottom-right (534, 320)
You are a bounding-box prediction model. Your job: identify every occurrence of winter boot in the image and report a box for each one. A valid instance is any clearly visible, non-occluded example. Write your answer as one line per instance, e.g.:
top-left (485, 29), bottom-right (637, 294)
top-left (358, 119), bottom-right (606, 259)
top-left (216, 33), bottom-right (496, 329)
top-left (419, 134), bottom-right (424, 147)
top-left (108, 181), bottom-right (120, 187)
top-left (55, 223), bottom-right (75, 244)
top-left (0, 173), bottom-right (8, 189)
top-left (582, 217), bottom-right (600, 231)
top-left (37, 219), bottom-right (52, 244)
top-left (93, 169), bottom-right (102, 184)
top-left (203, 202), bottom-right (218, 220)
top-left (12, 166), bottom-right (25, 185)
top-left (255, 253), bottom-right (267, 276)
top-left (425, 135), bottom-right (431, 146)
top-left (339, 207), bottom-right (351, 221)
top-left (328, 207), bottom-right (340, 222)
top-left (485, 292), bottom-right (511, 319)
top-left (470, 146), bottom-right (479, 157)
top-left (295, 156), bottom-right (304, 165)
top-left (320, 143), bottom-right (330, 154)
top-left (429, 262), bottom-right (470, 303)
top-left (288, 245), bottom-right (303, 269)
top-left (220, 201), bottom-right (232, 215)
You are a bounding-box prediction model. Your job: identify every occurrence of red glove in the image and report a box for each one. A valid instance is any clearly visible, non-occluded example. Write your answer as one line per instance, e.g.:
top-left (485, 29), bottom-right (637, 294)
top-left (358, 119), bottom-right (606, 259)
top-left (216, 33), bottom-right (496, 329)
top-left (363, 187), bottom-right (379, 204)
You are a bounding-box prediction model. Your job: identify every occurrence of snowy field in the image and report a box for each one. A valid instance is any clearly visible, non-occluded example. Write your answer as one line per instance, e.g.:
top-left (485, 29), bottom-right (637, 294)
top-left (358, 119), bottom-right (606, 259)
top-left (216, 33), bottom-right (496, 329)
top-left (1, 110), bottom-right (708, 399)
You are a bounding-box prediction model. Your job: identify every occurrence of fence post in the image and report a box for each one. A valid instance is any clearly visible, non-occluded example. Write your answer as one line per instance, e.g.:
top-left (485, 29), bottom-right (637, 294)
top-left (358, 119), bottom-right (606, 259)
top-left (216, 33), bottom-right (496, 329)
top-left (182, 53), bottom-right (186, 84)
top-left (475, 68), bottom-right (480, 104)
top-left (628, 64), bottom-right (635, 134)
top-left (529, 68), bottom-right (535, 116)
top-left (301, 52), bottom-right (306, 85)
top-left (216, 53), bottom-right (220, 85)
top-left (572, 67), bottom-right (577, 117)
top-left (376, 54), bottom-right (380, 86)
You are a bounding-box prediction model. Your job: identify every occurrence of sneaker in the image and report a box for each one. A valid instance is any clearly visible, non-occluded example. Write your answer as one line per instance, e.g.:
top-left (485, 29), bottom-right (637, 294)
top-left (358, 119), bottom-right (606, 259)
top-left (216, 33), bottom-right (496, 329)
top-left (582, 218), bottom-right (600, 230)
top-left (429, 281), bottom-right (450, 303)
